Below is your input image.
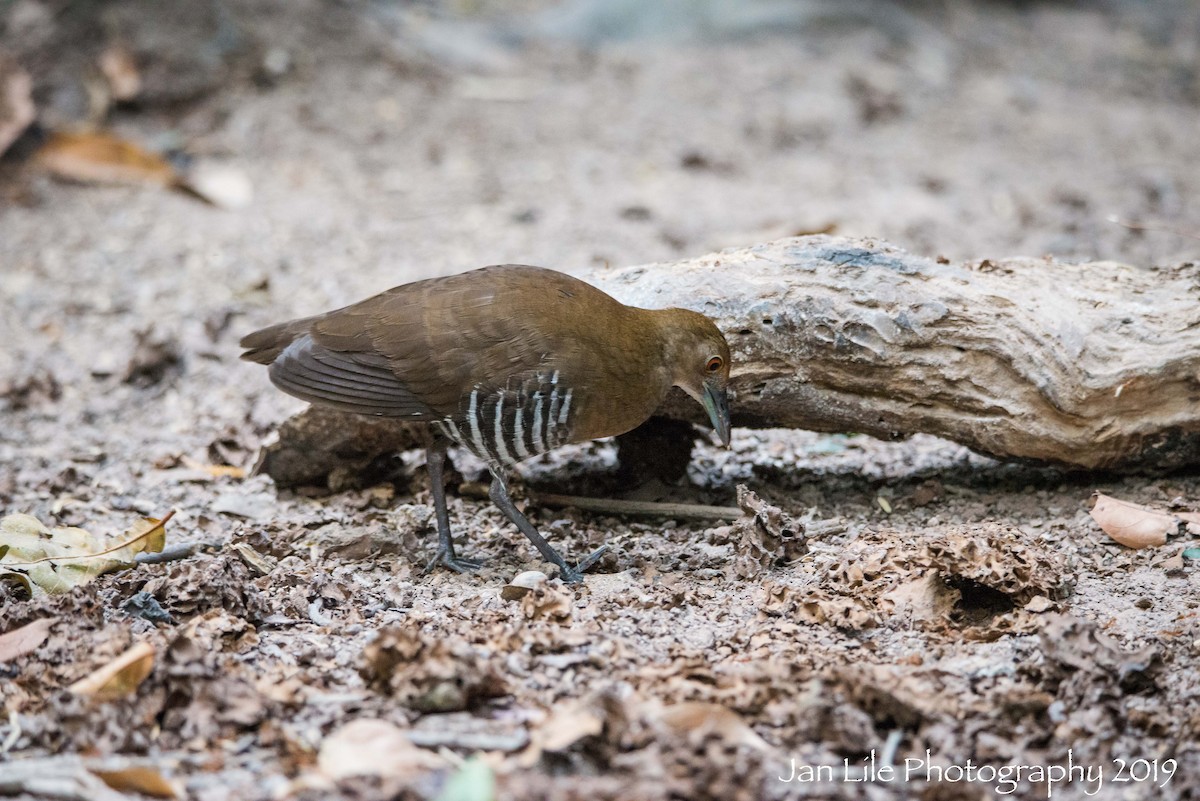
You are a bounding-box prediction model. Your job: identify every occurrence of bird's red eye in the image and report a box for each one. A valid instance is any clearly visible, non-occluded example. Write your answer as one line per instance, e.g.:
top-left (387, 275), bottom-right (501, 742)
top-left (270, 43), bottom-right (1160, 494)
top-left (706, 356), bottom-right (723, 373)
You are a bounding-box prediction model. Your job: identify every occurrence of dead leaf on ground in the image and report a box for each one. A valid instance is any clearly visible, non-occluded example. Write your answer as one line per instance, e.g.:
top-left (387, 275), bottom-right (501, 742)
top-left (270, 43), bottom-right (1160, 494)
top-left (708, 485), bottom-right (806, 579)
top-left (1039, 614), bottom-right (1159, 687)
top-left (651, 701), bottom-right (772, 752)
top-left (317, 718), bottom-right (445, 781)
top-left (360, 623), bottom-right (508, 713)
top-left (0, 511), bottom-right (171, 595)
top-left (1176, 511), bottom-right (1200, 524)
top-left (68, 641), bottom-right (155, 702)
top-left (518, 581), bottom-right (573, 621)
top-left (535, 698), bottom-right (606, 753)
top-left (181, 456), bottom-right (246, 480)
top-left (1088, 492), bottom-right (1176, 549)
top-left (0, 616), bottom-right (58, 663)
top-left (90, 764), bottom-right (179, 799)
top-left (33, 131), bottom-right (179, 187)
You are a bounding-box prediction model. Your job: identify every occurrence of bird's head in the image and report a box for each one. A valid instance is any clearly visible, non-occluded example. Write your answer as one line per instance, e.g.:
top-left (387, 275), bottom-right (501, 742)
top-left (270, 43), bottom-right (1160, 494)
top-left (662, 309), bottom-right (732, 447)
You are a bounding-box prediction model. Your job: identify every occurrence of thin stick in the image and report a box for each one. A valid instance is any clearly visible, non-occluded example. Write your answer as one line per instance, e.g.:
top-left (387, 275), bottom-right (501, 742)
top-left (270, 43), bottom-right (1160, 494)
top-left (459, 483), bottom-right (740, 521)
top-left (534, 492), bottom-right (741, 521)
top-left (134, 541), bottom-right (205, 565)
top-left (1107, 215), bottom-right (1200, 241)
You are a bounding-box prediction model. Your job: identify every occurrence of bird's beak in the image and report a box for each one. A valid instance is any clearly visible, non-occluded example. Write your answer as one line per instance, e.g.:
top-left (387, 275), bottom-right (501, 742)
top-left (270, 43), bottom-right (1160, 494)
top-left (701, 380), bottom-right (731, 448)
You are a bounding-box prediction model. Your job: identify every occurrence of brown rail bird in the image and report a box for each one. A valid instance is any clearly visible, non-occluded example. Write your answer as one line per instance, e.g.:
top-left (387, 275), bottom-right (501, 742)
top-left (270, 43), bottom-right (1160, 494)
top-left (240, 265), bottom-right (731, 582)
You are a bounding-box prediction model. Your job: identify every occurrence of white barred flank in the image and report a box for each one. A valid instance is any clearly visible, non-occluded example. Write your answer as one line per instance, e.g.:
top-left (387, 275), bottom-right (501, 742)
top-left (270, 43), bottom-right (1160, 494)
top-left (444, 373), bottom-right (576, 467)
top-left (493, 394), bottom-right (513, 464)
top-left (512, 404), bottom-right (531, 459)
top-left (530, 391), bottom-right (546, 454)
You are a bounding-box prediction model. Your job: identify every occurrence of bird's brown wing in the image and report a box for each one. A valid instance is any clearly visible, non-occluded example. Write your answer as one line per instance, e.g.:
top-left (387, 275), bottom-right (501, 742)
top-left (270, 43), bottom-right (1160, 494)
top-left (266, 334), bottom-right (437, 418)
top-left (247, 266), bottom-right (588, 419)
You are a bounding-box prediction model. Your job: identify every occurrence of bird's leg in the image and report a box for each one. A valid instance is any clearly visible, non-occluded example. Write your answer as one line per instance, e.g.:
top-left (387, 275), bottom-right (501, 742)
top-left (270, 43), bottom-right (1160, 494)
top-left (423, 439), bottom-right (483, 574)
top-left (487, 473), bottom-right (608, 583)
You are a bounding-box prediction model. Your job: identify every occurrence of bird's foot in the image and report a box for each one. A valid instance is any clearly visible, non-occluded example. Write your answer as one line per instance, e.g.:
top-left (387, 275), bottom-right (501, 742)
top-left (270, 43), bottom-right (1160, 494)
top-left (423, 548), bottom-right (485, 575)
top-left (558, 544), bottom-right (610, 584)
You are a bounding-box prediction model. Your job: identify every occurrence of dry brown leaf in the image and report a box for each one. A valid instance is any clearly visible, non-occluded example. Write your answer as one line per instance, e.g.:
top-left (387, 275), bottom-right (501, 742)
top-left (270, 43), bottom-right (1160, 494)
top-left (652, 702), bottom-right (771, 752)
top-left (724, 485), bottom-right (807, 578)
top-left (68, 641), bottom-right (155, 702)
top-left (518, 582), bottom-right (573, 621)
top-left (1088, 492), bottom-right (1176, 549)
top-left (317, 719), bottom-right (444, 781)
top-left (0, 617), bottom-right (58, 663)
top-left (33, 131), bottom-right (178, 187)
top-left (536, 699), bottom-right (605, 753)
top-left (181, 456), bottom-right (246, 479)
top-left (91, 765), bottom-right (179, 799)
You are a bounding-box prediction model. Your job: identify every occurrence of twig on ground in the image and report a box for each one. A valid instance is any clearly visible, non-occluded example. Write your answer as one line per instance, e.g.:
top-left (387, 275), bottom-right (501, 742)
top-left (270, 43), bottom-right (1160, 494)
top-left (458, 482), bottom-right (740, 521)
top-left (134, 541), bottom-right (211, 565)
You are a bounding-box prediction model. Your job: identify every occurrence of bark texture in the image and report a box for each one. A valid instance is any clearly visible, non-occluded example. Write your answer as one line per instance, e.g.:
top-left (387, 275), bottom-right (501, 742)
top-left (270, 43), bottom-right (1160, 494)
top-left (588, 235), bottom-right (1200, 471)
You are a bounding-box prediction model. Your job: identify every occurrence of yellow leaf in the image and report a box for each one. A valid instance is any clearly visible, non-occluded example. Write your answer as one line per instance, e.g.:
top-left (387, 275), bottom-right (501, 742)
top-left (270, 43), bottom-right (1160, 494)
top-left (181, 456), bottom-right (246, 479)
top-left (68, 641), bottom-right (155, 702)
top-left (91, 765), bottom-right (179, 799)
top-left (0, 512), bottom-right (172, 595)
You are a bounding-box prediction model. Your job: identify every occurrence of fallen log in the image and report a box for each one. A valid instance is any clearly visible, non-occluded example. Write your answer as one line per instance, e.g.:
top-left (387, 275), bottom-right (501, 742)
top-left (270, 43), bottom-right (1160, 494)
top-left (254, 235), bottom-right (1200, 485)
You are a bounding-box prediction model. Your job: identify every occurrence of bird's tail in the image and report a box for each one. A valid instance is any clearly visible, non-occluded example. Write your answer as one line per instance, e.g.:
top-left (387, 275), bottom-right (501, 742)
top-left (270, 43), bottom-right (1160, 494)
top-left (239, 317), bottom-right (316, 364)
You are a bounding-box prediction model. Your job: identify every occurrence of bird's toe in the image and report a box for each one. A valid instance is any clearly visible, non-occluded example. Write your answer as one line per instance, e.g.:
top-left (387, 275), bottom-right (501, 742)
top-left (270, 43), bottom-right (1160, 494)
top-left (424, 549), bottom-right (485, 575)
top-left (559, 544), bottom-right (610, 583)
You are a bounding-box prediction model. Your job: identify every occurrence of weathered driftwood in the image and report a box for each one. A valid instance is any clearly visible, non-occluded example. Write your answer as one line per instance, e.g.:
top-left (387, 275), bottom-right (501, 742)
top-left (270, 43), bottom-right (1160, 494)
top-left (590, 235), bottom-right (1200, 471)
top-left (255, 235), bottom-right (1200, 484)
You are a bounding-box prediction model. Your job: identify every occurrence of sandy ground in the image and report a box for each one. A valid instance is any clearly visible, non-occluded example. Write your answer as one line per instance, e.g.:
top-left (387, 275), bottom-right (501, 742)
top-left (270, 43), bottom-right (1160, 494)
top-left (2, 1), bottom-right (1200, 799)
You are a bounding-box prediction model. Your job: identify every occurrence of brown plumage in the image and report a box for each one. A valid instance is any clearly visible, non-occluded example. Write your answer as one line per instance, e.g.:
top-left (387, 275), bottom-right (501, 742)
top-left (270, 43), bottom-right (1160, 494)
top-left (241, 264), bottom-right (731, 581)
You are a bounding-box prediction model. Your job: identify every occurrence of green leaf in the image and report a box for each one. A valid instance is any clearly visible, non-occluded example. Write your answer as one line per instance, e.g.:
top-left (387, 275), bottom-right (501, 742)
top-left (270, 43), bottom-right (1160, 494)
top-left (434, 758), bottom-right (495, 801)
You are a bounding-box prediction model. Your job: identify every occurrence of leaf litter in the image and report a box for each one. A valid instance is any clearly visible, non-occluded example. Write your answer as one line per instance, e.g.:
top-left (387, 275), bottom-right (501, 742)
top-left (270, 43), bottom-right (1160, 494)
top-left (6, 3), bottom-right (1200, 798)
